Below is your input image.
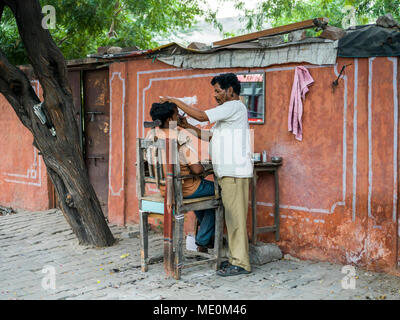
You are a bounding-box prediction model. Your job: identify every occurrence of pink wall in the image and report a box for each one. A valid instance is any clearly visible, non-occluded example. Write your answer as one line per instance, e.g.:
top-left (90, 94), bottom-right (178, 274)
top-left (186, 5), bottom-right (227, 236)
top-left (1, 55), bottom-right (399, 274)
top-left (0, 80), bottom-right (50, 211)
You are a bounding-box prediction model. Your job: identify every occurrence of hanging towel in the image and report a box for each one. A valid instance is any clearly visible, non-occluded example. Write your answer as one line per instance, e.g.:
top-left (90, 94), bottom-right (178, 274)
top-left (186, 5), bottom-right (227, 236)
top-left (288, 66), bottom-right (314, 141)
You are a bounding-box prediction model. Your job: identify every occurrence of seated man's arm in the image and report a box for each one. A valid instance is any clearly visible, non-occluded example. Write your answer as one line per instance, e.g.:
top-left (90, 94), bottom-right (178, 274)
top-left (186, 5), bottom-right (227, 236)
top-left (189, 163), bottom-right (204, 175)
top-left (180, 141), bottom-right (204, 175)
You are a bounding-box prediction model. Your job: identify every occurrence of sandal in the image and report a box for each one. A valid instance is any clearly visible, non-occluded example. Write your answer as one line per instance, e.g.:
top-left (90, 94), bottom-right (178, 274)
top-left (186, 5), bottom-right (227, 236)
top-left (216, 264), bottom-right (251, 277)
top-left (219, 260), bottom-right (230, 270)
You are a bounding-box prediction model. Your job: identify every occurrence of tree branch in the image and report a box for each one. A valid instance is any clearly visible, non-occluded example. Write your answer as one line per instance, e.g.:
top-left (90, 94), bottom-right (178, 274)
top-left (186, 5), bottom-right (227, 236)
top-left (0, 48), bottom-right (38, 131)
top-left (8, 0), bottom-right (70, 100)
top-left (5, 0), bottom-right (82, 151)
top-left (57, 35), bottom-right (69, 46)
top-left (0, 2), bottom-right (5, 24)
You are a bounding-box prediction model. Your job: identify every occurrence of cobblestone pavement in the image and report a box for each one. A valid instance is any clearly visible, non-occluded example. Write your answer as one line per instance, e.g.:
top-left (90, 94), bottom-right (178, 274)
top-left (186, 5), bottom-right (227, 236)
top-left (1, 209), bottom-right (400, 300)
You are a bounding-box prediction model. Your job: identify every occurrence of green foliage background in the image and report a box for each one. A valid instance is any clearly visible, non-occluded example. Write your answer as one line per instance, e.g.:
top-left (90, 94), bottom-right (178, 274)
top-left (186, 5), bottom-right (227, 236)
top-left (0, 0), bottom-right (399, 65)
top-left (233, 0), bottom-right (400, 31)
top-left (0, 0), bottom-right (210, 65)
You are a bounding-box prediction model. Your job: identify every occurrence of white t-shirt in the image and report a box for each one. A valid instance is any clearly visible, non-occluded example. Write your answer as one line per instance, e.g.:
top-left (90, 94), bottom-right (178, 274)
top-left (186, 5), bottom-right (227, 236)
top-left (205, 100), bottom-right (253, 178)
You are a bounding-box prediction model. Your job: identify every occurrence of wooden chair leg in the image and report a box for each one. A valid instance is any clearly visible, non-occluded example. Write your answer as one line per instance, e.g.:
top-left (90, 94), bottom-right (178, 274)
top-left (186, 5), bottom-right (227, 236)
top-left (251, 173), bottom-right (258, 245)
top-left (174, 214), bottom-right (184, 280)
top-left (139, 210), bottom-right (149, 272)
top-left (214, 204), bottom-right (224, 270)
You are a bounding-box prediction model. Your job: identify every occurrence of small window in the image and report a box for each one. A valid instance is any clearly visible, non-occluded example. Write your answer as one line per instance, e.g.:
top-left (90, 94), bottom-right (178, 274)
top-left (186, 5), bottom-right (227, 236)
top-left (237, 73), bottom-right (265, 124)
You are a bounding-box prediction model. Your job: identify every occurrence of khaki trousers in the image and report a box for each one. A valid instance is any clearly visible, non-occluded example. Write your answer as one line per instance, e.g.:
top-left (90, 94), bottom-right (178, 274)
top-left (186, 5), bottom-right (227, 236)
top-left (218, 177), bottom-right (251, 272)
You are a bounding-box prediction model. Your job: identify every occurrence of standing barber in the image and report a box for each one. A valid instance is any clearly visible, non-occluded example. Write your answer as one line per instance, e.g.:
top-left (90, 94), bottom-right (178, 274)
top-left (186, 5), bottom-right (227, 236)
top-left (160, 73), bottom-right (253, 276)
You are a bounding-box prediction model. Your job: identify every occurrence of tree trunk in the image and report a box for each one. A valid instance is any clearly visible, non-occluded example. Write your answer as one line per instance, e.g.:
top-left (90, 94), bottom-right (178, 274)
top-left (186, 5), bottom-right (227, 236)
top-left (0, 0), bottom-right (115, 246)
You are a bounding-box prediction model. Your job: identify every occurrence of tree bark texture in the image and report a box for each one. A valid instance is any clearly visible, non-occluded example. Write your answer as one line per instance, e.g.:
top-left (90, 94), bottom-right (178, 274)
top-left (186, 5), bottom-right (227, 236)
top-left (0, 0), bottom-right (115, 246)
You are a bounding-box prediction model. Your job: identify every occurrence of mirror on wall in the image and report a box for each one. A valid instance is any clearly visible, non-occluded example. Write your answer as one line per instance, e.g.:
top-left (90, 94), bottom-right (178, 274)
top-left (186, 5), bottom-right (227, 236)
top-left (237, 73), bottom-right (265, 124)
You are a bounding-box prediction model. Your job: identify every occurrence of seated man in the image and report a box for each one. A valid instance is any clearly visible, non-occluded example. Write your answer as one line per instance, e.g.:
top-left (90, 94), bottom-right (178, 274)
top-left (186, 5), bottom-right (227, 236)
top-left (147, 101), bottom-right (215, 252)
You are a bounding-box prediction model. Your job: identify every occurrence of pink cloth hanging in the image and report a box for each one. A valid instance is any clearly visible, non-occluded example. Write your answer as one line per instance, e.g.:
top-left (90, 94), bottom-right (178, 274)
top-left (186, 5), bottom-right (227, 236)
top-left (288, 66), bottom-right (314, 141)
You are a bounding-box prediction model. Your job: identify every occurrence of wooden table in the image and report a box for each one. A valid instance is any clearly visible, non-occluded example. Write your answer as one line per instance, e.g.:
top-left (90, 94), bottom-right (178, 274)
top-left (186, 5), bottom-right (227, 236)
top-left (251, 162), bottom-right (282, 244)
top-left (201, 160), bottom-right (282, 244)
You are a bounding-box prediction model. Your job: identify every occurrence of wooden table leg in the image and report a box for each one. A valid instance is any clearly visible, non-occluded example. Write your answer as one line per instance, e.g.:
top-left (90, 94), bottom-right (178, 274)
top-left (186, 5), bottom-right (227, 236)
top-left (274, 169), bottom-right (280, 241)
top-left (251, 172), bottom-right (258, 245)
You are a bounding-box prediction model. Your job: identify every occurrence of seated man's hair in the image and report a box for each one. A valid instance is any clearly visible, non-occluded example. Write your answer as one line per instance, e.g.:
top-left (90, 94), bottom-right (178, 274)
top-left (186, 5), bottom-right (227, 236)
top-left (150, 102), bottom-right (177, 127)
top-left (211, 73), bottom-right (241, 96)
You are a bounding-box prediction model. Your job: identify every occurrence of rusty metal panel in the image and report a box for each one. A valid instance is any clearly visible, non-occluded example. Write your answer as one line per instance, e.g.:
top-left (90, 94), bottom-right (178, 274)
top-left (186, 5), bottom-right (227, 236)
top-left (67, 70), bottom-right (83, 152)
top-left (83, 69), bottom-right (110, 217)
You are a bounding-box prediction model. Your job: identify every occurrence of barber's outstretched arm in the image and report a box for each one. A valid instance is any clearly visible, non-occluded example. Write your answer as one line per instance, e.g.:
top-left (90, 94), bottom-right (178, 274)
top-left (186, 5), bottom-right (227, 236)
top-left (160, 96), bottom-right (209, 122)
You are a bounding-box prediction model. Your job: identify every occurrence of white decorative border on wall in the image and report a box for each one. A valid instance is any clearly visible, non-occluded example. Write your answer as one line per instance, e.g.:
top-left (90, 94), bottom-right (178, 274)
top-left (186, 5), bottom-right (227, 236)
top-left (352, 59), bottom-right (359, 222)
top-left (388, 57), bottom-right (398, 224)
top-left (367, 57), bottom-right (375, 219)
top-left (109, 72), bottom-right (125, 196)
top-left (3, 80), bottom-right (42, 187)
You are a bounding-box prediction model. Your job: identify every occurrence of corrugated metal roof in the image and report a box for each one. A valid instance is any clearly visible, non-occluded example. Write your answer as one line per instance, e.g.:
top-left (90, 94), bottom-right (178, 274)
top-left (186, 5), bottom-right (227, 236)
top-left (156, 39), bottom-right (337, 69)
top-left (86, 38), bottom-right (337, 68)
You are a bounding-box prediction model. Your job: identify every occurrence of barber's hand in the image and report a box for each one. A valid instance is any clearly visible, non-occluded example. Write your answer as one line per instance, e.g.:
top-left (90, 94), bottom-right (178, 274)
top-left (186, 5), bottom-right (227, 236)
top-left (160, 96), bottom-right (173, 103)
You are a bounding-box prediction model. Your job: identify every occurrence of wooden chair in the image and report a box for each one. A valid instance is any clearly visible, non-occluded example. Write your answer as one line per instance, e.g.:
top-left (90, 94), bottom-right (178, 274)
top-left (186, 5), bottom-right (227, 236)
top-left (136, 130), bottom-right (224, 280)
